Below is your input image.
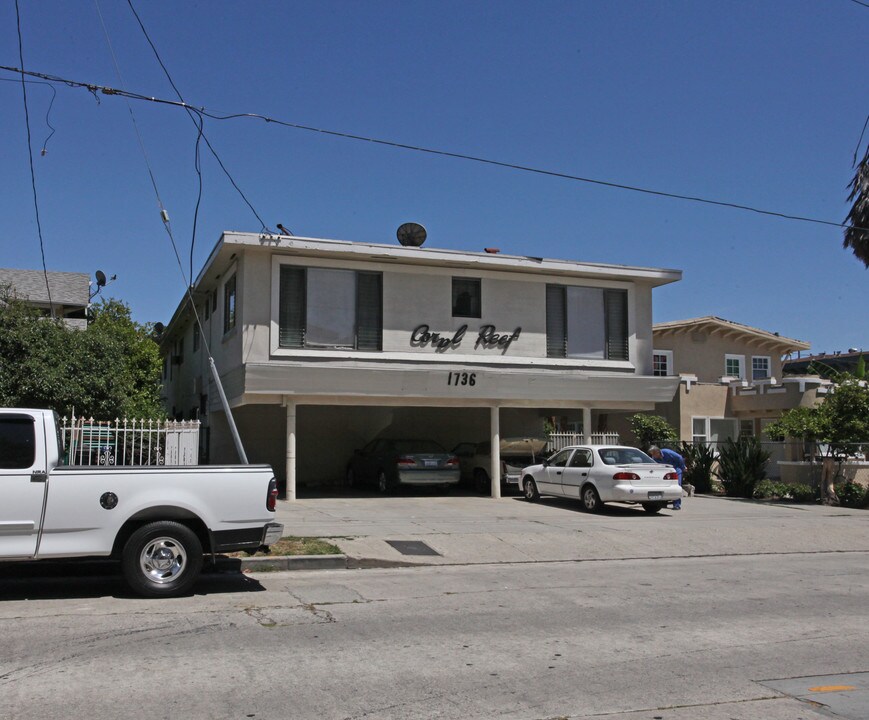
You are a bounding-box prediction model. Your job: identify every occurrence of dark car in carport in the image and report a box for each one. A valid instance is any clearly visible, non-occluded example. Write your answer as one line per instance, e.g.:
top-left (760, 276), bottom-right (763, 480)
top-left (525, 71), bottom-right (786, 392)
top-left (346, 438), bottom-right (461, 493)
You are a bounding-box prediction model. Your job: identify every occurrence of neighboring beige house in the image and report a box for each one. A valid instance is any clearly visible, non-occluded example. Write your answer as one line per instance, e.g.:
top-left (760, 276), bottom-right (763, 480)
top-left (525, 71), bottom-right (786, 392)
top-left (622, 316), bottom-right (832, 476)
top-left (160, 231), bottom-right (683, 498)
top-left (0, 267), bottom-right (90, 329)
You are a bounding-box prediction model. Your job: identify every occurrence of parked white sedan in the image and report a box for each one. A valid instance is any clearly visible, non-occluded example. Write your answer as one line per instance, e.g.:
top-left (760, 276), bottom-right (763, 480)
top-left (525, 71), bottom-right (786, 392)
top-left (521, 445), bottom-right (682, 513)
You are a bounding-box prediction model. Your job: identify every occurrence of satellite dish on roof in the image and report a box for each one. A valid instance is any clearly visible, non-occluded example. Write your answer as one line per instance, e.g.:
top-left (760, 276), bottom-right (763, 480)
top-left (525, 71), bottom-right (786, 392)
top-left (396, 222), bottom-right (427, 247)
top-left (95, 270), bottom-right (107, 287)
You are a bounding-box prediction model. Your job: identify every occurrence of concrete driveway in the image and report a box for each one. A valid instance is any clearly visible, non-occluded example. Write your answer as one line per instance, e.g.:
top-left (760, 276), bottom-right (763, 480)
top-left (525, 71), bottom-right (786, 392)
top-left (275, 493), bottom-right (869, 566)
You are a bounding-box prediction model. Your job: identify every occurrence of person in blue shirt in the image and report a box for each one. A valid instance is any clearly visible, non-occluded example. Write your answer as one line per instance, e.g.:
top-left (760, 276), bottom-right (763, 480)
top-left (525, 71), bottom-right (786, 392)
top-left (648, 445), bottom-right (686, 510)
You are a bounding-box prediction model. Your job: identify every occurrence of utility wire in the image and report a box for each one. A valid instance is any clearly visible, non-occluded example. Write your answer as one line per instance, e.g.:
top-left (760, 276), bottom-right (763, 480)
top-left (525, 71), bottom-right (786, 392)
top-left (0, 78), bottom-right (56, 154)
top-left (847, 0), bottom-right (869, 9)
top-left (13, 1), bottom-right (54, 317)
top-left (92, 0), bottom-right (211, 356)
top-left (2, 63), bottom-right (868, 235)
top-left (125, 0), bottom-right (271, 252)
top-left (91, 2), bottom-right (248, 463)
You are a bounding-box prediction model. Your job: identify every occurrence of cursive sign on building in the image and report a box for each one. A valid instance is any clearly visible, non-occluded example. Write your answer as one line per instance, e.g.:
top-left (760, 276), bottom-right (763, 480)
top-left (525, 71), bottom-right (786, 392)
top-left (411, 324), bottom-right (521, 353)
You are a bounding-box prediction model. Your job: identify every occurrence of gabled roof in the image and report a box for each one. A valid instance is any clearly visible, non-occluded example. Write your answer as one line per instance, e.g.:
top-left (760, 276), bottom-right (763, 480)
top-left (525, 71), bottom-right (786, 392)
top-left (0, 268), bottom-right (89, 307)
top-left (653, 316), bottom-right (810, 353)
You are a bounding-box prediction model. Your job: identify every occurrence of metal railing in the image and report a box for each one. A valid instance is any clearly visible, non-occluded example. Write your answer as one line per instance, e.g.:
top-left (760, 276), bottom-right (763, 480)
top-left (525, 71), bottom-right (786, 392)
top-left (61, 414), bottom-right (200, 466)
top-left (547, 432), bottom-right (621, 452)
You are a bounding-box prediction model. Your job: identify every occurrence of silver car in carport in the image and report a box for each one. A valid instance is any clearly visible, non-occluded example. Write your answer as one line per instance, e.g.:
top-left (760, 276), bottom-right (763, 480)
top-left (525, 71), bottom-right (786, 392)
top-left (520, 445), bottom-right (682, 513)
top-left (346, 438), bottom-right (461, 493)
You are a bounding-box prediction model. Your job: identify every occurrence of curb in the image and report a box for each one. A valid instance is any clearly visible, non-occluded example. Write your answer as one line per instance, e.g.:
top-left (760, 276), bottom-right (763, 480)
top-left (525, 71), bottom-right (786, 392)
top-left (216, 554), bottom-right (349, 572)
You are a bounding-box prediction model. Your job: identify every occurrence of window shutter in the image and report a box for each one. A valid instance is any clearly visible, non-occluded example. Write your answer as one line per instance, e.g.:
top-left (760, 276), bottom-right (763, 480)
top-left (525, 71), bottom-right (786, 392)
top-left (545, 285), bottom-right (566, 358)
top-left (604, 289), bottom-right (628, 360)
top-left (279, 266), bottom-right (306, 348)
top-left (356, 272), bottom-right (382, 351)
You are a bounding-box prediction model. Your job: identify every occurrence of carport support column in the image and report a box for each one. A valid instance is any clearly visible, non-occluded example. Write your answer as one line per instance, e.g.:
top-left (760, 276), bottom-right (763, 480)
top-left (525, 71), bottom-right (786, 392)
top-left (582, 407), bottom-right (592, 444)
top-left (285, 399), bottom-right (297, 501)
top-left (490, 405), bottom-right (501, 499)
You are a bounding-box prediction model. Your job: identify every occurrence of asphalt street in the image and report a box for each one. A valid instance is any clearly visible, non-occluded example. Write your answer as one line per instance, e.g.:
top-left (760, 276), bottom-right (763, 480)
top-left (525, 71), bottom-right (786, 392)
top-left (1, 495), bottom-right (868, 720)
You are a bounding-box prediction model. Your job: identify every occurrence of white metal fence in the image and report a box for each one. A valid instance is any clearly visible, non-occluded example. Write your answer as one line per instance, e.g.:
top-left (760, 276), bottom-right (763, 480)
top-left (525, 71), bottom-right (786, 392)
top-left (61, 414), bottom-right (200, 466)
top-left (547, 432), bottom-right (621, 452)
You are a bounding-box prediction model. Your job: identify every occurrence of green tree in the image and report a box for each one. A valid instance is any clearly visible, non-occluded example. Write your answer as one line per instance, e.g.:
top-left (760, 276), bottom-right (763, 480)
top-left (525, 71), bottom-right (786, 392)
top-left (764, 406), bottom-right (824, 445)
top-left (0, 294), bottom-right (163, 419)
top-left (628, 413), bottom-right (678, 451)
top-left (844, 145), bottom-right (869, 267)
top-left (766, 380), bottom-right (869, 456)
top-left (818, 379), bottom-right (869, 456)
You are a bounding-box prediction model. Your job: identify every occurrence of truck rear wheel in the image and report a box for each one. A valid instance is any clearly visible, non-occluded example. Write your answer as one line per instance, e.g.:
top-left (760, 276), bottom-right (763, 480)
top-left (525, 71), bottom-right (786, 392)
top-left (121, 521), bottom-right (203, 598)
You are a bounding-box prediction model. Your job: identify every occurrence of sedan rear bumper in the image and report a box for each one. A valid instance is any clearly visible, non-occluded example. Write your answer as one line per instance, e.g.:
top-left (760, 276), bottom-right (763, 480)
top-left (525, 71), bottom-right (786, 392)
top-left (604, 483), bottom-right (682, 503)
top-left (397, 470), bottom-right (461, 486)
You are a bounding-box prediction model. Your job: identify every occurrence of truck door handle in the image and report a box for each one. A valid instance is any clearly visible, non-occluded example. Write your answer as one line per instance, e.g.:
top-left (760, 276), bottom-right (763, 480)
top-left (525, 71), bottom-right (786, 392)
top-left (31, 471), bottom-right (48, 483)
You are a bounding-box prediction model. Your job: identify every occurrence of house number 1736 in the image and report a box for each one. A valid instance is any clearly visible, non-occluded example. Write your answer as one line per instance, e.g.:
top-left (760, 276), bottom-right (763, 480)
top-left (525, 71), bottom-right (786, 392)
top-left (447, 372), bottom-right (476, 387)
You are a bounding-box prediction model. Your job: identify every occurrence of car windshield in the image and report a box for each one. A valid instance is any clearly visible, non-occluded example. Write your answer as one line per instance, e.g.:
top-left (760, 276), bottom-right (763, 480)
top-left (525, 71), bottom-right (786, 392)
top-left (391, 439), bottom-right (447, 455)
top-left (598, 448), bottom-right (655, 465)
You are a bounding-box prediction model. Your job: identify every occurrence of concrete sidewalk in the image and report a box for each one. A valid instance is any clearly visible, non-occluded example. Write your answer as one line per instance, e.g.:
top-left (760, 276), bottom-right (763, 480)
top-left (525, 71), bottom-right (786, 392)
top-left (264, 492), bottom-right (869, 570)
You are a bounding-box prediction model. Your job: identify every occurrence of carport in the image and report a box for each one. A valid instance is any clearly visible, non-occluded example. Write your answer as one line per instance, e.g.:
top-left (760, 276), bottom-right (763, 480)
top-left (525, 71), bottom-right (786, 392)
top-left (210, 355), bottom-right (677, 499)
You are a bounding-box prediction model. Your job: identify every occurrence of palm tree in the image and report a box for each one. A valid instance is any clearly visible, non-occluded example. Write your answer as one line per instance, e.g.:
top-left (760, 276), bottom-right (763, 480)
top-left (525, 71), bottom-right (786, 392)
top-left (844, 144), bottom-right (869, 268)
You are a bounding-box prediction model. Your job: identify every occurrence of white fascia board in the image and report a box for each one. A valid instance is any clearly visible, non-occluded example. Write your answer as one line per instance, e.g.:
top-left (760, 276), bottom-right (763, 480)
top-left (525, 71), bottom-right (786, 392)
top-left (224, 231), bottom-right (682, 287)
top-left (242, 361), bottom-right (681, 405)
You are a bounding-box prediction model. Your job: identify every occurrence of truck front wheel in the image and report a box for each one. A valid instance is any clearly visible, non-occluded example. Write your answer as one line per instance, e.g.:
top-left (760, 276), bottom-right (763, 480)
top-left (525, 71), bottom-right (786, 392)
top-left (122, 521), bottom-right (203, 598)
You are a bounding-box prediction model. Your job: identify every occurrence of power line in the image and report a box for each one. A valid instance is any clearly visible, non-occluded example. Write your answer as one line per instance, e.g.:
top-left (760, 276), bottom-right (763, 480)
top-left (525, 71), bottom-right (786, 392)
top-left (0, 78), bottom-right (56, 154)
top-left (2, 63), bottom-right (868, 235)
top-left (847, 0), bottom-right (869, 9)
top-left (13, 1), bottom-right (53, 317)
top-left (125, 0), bottom-right (271, 256)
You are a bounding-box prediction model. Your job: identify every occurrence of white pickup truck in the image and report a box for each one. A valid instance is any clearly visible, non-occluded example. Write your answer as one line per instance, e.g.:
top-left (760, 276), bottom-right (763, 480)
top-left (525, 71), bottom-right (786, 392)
top-left (0, 408), bottom-right (283, 597)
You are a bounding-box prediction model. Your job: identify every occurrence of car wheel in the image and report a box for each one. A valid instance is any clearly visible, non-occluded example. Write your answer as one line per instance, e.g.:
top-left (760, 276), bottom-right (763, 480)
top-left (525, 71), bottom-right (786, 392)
top-left (581, 485), bottom-right (602, 513)
top-left (378, 471), bottom-right (389, 494)
top-left (642, 502), bottom-right (666, 514)
top-left (523, 477), bottom-right (539, 501)
top-left (473, 468), bottom-right (490, 494)
top-left (121, 521), bottom-right (203, 598)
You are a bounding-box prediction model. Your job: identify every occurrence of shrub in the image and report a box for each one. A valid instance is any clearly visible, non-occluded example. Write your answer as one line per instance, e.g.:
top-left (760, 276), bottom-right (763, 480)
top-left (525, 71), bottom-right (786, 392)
top-left (789, 484), bottom-right (816, 503)
top-left (838, 481), bottom-right (868, 508)
top-left (714, 436), bottom-right (770, 499)
top-left (681, 442), bottom-right (716, 494)
top-left (754, 479), bottom-right (790, 499)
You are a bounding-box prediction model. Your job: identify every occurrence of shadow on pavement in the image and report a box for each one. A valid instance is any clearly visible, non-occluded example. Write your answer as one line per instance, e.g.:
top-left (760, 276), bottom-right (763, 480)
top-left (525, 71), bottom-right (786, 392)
top-left (509, 495), bottom-right (673, 516)
top-left (0, 559), bottom-right (266, 601)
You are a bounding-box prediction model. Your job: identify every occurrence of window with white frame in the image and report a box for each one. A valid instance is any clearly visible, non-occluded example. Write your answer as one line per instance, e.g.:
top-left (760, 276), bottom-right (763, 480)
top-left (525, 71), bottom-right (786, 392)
top-left (752, 356), bottom-right (771, 380)
top-left (278, 265), bottom-right (382, 351)
top-left (652, 349), bottom-right (673, 376)
top-left (724, 354), bottom-right (745, 379)
top-left (223, 274), bottom-right (237, 334)
top-left (546, 285), bottom-right (628, 360)
top-left (692, 417), bottom-right (738, 447)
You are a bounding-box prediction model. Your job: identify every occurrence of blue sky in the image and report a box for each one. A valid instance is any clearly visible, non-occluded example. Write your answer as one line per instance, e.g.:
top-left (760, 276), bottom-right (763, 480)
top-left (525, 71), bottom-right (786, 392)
top-left (2, 0), bottom-right (866, 355)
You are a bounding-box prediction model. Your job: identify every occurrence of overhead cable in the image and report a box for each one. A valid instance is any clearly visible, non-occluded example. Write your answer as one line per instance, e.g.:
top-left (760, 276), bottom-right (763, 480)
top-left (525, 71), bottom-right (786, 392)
top-left (1, 64), bottom-right (868, 235)
top-left (13, 2), bottom-right (53, 316)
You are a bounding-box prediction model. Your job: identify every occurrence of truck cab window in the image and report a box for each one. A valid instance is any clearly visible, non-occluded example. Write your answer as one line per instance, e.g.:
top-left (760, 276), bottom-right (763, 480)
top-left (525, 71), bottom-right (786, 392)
top-left (0, 417), bottom-right (36, 469)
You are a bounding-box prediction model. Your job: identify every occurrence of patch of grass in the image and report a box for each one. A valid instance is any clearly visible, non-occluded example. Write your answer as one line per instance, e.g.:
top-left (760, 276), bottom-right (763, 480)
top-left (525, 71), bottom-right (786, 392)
top-left (227, 536), bottom-right (342, 558)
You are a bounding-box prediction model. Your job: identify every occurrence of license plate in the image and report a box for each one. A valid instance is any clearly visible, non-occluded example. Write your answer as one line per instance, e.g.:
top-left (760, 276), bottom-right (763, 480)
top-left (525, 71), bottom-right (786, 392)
top-left (424, 460), bottom-right (437, 468)
top-left (647, 492), bottom-right (663, 500)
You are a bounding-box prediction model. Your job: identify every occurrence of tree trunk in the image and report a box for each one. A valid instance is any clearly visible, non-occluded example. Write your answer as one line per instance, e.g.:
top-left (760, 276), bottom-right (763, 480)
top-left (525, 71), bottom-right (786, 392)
top-left (821, 458), bottom-right (839, 505)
